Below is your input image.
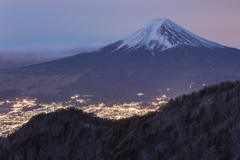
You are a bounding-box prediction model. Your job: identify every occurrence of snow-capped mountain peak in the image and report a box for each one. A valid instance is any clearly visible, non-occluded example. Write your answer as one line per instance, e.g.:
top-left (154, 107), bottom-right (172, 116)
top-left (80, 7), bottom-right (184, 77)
top-left (114, 18), bottom-right (224, 53)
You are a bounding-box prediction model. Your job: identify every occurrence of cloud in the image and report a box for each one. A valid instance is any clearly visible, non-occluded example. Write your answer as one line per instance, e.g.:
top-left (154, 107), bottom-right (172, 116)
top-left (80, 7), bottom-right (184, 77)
top-left (0, 43), bottom-right (105, 69)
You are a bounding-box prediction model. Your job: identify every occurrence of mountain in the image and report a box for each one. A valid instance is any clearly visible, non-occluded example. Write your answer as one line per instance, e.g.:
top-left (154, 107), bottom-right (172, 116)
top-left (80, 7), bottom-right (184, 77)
top-left (1, 81), bottom-right (240, 159)
top-left (113, 18), bottom-right (224, 54)
top-left (0, 19), bottom-right (240, 102)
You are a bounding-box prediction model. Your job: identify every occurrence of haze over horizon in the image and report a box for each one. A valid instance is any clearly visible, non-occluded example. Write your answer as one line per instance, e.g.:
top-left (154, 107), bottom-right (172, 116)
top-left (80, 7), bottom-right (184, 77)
top-left (0, 0), bottom-right (240, 69)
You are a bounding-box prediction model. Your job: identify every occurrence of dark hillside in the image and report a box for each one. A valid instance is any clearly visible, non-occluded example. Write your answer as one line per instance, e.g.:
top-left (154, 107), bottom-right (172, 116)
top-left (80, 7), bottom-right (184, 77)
top-left (1, 81), bottom-right (240, 160)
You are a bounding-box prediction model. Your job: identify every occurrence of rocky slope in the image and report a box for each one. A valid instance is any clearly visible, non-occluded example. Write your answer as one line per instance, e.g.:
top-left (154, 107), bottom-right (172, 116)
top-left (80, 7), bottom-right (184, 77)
top-left (1, 81), bottom-right (240, 159)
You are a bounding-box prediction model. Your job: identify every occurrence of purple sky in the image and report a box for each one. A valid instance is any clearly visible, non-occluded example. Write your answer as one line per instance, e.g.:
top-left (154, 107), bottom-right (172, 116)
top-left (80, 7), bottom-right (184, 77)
top-left (0, 0), bottom-right (240, 69)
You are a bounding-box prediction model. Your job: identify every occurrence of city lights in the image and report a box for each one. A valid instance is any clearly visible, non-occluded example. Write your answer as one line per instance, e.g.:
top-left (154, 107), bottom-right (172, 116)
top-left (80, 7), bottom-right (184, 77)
top-left (0, 94), bottom-right (168, 137)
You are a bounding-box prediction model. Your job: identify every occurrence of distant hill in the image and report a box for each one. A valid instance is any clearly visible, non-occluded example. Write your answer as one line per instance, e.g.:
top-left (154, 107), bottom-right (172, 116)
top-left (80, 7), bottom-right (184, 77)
top-left (1, 80), bottom-right (240, 160)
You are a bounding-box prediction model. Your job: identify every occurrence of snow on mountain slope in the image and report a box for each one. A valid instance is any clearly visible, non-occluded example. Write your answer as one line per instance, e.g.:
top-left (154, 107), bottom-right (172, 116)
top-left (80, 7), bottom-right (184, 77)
top-left (114, 18), bottom-right (225, 53)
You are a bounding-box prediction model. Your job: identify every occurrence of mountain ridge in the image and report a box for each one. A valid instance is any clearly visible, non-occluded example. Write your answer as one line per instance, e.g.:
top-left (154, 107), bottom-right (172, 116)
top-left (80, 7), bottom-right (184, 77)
top-left (1, 81), bottom-right (240, 159)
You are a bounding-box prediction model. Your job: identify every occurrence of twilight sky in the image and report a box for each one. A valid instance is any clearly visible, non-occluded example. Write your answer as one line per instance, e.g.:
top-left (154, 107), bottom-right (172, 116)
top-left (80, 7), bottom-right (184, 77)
top-left (0, 0), bottom-right (240, 69)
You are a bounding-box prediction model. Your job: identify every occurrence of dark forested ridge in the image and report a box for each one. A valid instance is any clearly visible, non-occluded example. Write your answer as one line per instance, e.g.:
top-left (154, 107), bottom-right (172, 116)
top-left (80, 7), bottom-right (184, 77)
top-left (1, 81), bottom-right (240, 160)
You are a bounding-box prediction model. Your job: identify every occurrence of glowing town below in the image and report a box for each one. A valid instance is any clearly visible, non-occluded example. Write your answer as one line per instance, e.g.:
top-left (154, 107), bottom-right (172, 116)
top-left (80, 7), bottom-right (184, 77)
top-left (0, 94), bottom-right (169, 137)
